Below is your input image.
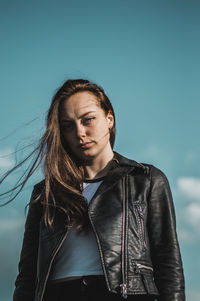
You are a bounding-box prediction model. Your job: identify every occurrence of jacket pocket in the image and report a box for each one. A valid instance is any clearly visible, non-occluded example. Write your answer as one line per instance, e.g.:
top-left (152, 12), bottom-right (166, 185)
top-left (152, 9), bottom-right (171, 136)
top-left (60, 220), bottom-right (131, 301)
top-left (132, 262), bottom-right (159, 295)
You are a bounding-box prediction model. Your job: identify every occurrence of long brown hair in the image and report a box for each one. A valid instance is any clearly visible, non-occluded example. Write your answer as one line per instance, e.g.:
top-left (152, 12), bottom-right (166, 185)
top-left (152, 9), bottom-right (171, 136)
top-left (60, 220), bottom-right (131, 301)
top-left (0, 79), bottom-right (116, 230)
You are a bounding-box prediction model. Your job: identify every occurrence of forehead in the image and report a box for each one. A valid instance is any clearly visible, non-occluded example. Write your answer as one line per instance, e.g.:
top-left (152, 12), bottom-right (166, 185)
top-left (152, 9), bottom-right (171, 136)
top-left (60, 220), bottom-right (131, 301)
top-left (60, 91), bottom-right (101, 119)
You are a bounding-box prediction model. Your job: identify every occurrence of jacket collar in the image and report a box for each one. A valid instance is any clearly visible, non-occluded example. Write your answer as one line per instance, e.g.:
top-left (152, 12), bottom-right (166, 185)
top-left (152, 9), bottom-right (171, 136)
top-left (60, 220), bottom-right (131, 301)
top-left (35, 152), bottom-right (146, 207)
top-left (88, 152), bottom-right (146, 200)
top-left (113, 151), bottom-right (145, 169)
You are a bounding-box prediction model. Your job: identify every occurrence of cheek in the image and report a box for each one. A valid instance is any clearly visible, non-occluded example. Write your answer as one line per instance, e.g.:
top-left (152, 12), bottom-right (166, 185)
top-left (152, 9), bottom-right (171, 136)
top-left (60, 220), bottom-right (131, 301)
top-left (99, 121), bottom-right (109, 133)
top-left (95, 123), bottom-right (110, 141)
top-left (62, 132), bottom-right (73, 144)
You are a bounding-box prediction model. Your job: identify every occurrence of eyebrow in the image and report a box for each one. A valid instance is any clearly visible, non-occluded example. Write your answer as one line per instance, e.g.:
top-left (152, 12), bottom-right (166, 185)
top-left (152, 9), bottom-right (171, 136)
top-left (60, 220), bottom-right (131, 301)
top-left (61, 111), bottom-right (96, 122)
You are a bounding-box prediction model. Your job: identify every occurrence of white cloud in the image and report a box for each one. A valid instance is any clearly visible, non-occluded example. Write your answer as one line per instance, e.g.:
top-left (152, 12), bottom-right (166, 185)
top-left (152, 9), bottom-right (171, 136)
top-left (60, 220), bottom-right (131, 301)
top-left (177, 177), bottom-right (200, 201)
top-left (176, 177), bottom-right (200, 243)
top-left (0, 148), bottom-right (15, 169)
top-left (179, 202), bottom-right (200, 243)
top-left (185, 203), bottom-right (200, 227)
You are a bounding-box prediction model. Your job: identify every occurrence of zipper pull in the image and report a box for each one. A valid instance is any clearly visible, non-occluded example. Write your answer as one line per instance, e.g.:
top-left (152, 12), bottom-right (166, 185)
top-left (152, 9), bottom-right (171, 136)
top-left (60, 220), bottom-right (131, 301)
top-left (134, 263), bottom-right (141, 274)
top-left (120, 283), bottom-right (127, 299)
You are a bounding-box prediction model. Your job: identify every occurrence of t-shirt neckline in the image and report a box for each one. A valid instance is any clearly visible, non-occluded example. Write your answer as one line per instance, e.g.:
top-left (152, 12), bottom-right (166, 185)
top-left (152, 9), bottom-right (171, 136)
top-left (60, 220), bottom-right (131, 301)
top-left (83, 176), bottom-right (106, 183)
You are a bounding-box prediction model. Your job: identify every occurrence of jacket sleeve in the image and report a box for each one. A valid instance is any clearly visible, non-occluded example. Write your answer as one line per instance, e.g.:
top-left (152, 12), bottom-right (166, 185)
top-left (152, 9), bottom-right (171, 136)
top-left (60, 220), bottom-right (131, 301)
top-left (147, 166), bottom-right (185, 301)
top-left (13, 186), bottom-right (42, 301)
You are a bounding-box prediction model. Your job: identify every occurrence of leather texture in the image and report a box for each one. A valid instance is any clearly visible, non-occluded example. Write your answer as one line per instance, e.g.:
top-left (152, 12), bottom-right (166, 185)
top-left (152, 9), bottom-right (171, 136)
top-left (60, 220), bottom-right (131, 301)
top-left (13, 152), bottom-right (185, 301)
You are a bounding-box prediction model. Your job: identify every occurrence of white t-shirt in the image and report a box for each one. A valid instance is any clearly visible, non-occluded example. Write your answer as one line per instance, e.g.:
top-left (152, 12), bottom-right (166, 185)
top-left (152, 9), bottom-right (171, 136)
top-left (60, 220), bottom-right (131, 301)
top-left (49, 178), bottom-right (104, 282)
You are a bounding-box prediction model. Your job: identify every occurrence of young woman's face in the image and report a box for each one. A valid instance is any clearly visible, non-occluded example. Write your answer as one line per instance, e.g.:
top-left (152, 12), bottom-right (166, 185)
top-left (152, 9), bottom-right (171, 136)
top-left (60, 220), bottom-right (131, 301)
top-left (60, 91), bottom-right (114, 161)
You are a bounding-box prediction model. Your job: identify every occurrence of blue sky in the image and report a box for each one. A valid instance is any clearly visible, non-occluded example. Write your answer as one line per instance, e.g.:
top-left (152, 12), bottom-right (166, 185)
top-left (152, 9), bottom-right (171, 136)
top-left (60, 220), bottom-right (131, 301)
top-left (0, 0), bottom-right (200, 300)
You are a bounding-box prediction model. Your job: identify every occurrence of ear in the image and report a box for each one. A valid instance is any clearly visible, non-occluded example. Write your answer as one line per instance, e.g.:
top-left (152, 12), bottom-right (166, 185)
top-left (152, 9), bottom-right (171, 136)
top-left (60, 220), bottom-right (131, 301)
top-left (106, 111), bottom-right (114, 129)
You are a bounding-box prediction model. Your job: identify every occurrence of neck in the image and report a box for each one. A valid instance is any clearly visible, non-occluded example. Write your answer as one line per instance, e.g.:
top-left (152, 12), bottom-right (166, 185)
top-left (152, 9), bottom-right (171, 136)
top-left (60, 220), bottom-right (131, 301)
top-left (83, 148), bottom-right (114, 180)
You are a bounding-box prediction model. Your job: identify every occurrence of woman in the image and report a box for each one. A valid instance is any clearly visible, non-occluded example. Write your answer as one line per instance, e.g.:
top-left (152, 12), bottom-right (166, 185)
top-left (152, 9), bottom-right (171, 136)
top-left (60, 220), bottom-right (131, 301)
top-left (11, 79), bottom-right (185, 300)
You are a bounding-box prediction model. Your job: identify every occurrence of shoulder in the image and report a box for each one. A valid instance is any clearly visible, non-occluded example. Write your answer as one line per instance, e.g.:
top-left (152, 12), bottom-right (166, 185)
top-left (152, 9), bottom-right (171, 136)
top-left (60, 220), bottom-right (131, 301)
top-left (141, 163), bottom-right (168, 179)
top-left (114, 151), bottom-right (149, 174)
top-left (139, 163), bottom-right (172, 197)
top-left (115, 152), bottom-right (169, 183)
top-left (28, 180), bottom-right (45, 210)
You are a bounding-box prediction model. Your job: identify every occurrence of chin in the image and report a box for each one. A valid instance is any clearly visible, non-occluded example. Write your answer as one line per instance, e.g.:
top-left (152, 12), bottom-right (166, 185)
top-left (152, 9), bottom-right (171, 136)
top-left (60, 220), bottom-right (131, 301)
top-left (77, 149), bottom-right (97, 161)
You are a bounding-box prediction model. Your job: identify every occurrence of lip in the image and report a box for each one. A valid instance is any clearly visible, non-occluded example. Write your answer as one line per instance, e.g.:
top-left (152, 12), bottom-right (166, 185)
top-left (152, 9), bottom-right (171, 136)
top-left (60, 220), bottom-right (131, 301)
top-left (79, 142), bottom-right (93, 149)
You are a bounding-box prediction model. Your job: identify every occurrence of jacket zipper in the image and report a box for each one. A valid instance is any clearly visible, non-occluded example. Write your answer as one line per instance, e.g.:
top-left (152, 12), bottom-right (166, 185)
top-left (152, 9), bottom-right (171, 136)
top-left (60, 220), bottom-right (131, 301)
top-left (40, 229), bottom-right (69, 301)
top-left (88, 176), bottom-right (128, 298)
top-left (88, 211), bottom-right (111, 292)
top-left (120, 176), bottom-right (127, 299)
top-left (88, 177), bottom-right (128, 298)
top-left (135, 203), bottom-right (146, 250)
top-left (134, 262), bottom-right (153, 273)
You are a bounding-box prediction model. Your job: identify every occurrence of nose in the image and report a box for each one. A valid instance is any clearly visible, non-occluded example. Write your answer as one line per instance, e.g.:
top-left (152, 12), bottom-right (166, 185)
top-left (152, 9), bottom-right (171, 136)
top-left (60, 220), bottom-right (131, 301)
top-left (75, 123), bottom-right (86, 139)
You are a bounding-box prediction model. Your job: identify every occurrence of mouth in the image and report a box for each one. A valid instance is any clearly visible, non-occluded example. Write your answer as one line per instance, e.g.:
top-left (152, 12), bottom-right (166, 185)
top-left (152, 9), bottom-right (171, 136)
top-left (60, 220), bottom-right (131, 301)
top-left (79, 142), bottom-right (93, 149)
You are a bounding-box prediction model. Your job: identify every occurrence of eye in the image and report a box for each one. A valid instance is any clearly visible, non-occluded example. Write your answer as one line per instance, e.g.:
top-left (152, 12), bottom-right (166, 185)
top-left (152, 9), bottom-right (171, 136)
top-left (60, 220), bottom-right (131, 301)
top-left (61, 122), bottom-right (74, 131)
top-left (82, 117), bottom-right (95, 125)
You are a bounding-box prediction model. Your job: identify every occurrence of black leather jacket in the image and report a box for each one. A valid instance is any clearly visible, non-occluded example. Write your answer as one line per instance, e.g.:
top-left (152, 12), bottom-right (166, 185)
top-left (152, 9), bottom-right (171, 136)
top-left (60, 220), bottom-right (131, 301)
top-left (13, 152), bottom-right (185, 301)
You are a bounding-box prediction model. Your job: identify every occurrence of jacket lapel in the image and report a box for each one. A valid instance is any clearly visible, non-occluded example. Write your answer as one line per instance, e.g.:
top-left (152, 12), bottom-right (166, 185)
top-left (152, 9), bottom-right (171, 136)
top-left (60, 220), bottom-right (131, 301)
top-left (88, 152), bottom-right (144, 205)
